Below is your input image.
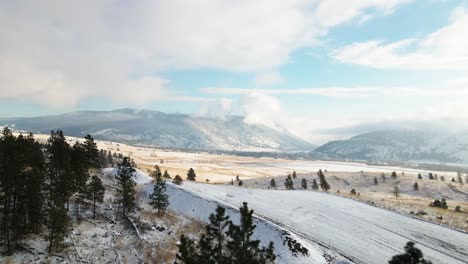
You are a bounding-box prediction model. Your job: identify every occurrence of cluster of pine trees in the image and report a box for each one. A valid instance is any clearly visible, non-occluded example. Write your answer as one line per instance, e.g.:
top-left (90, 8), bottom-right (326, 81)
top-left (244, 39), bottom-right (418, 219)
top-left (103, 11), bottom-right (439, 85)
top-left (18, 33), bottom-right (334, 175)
top-left (176, 203), bottom-right (275, 264)
top-left (0, 128), bottom-right (105, 254)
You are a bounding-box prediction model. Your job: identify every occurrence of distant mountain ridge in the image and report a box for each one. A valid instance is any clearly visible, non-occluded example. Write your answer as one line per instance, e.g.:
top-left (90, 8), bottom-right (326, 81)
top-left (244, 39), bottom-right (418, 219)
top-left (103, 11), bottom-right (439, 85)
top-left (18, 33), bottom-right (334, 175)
top-left (0, 108), bottom-right (314, 152)
top-left (313, 130), bottom-right (468, 164)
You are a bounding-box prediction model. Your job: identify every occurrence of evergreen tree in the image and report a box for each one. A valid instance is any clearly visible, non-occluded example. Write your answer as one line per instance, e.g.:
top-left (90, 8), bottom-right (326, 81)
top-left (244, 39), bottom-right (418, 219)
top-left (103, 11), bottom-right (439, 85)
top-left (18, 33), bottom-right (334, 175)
top-left (301, 178), bottom-right (307, 190)
top-left (176, 235), bottom-right (200, 264)
top-left (87, 175), bottom-right (105, 219)
top-left (284, 174), bottom-right (294, 190)
top-left (173, 175), bottom-right (183, 185)
top-left (317, 169), bottom-right (330, 191)
top-left (82, 134), bottom-right (100, 169)
top-left (187, 168), bottom-right (196, 181)
top-left (149, 169), bottom-right (169, 215)
top-left (71, 141), bottom-right (89, 216)
top-left (350, 189), bottom-right (356, 195)
top-left (292, 171), bottom-right (297, 179)
top-left (47, 200), bottom-right (69, 253)
top-left (418, 173), bottom-right (422, 180)
top-left (388, 241), bottom-right (433, 264)
top-left (206, 206), bottom-right (231, 263)
top-left (374, 177), bottom-right (378, 185)
top-left (107, 151), bottom-right (114, 167)
top-left (428, 173), bottom-right (434, 180)
top-left (440, 176), bottom-right (445, 181)
top-left (238, 180), bottom-right (243, 186)
top-left (227, 202), bottom-right (275, 264)
top-left (149, 165), bottom-right (162, 179)
top-left (413, 182), bottom-right (419, 191)
top-left (311, 179), bottom-right (319, 190)
top-left (47, 130), bottom-right (73, 211)
top-left (269, 178), bottom-right (276, 188)
top-left (391, 171), bottom-right (397, 179)
top-left (116, 157), bottom-right (136, 216)
top-left (163, 169), bottom-right (171, 179)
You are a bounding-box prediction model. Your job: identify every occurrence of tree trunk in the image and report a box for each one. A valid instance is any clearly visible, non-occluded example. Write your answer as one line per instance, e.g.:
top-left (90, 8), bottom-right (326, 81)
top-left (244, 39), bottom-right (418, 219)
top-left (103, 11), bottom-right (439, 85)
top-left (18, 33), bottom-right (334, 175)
top-left (93, 198), bottom-right (96, 219)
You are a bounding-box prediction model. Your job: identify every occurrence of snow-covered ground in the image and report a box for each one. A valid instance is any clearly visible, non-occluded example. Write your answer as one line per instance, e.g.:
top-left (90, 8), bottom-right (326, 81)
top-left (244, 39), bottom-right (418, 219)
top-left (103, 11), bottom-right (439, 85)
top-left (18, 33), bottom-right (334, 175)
top-left (159, 182), bottom-right (352, 264)
top-left (175, 181), bottom-right (468, 264)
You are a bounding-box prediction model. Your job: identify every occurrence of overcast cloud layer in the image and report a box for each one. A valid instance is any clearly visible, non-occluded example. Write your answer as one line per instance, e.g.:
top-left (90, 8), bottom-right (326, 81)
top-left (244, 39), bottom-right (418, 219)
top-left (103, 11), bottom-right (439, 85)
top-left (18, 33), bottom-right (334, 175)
top-left (1, 1), bottom-right (467, 144)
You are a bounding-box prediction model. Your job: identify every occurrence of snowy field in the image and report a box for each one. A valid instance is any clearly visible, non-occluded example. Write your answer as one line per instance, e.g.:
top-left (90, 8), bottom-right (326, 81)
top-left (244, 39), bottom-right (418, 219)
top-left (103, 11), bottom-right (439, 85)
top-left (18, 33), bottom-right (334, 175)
top-left (175, 181), bottom-right (468, 264)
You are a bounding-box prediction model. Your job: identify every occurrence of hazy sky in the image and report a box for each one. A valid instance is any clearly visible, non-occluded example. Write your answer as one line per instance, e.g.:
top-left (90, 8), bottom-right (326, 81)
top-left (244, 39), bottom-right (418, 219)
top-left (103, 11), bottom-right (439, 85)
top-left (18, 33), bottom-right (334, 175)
top-left (1, 0), bottom-right (468, 143)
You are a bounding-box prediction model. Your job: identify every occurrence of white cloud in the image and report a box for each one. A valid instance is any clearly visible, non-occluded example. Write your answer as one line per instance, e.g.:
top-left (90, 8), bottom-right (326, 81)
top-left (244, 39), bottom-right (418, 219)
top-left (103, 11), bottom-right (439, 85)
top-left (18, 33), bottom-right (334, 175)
top-left (194, 98), bottom-right (233, 120)
top-left (201, 86), bottom-right (468, 97)
top-left (333, 6), bottom-right (468, 70)
top-left (0, 0), bottom-right (411, 107)
top-left (253, 71), bottom-right (284, 86)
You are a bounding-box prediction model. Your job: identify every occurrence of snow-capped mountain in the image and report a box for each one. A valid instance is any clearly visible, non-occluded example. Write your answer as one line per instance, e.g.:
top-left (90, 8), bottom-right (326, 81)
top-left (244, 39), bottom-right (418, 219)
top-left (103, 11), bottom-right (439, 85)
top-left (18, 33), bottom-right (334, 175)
top-left (313, 130), bottom-right (468, 163)
top-left (0, 108), bottom-right (314, 151)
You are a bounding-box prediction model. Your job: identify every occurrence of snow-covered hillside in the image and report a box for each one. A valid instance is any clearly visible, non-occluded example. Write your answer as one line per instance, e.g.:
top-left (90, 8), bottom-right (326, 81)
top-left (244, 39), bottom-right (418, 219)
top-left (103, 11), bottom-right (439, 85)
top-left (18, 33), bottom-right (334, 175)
top-left (174, 181), bottom-right (468, 264)
top-left (313, 130), bottom-right (468, 163)
top-left (0, 108), bottom-right (314, 151)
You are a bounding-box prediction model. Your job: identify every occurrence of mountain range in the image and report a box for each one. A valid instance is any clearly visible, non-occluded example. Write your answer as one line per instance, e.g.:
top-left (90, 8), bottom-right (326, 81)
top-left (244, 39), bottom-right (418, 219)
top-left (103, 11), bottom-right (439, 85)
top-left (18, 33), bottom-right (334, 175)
top-left (313, 130), bottom-right (468, 164)
top-left (0, 108), bottom-right (313, 152)
top-left (2, 109), bottom-right (468, 164)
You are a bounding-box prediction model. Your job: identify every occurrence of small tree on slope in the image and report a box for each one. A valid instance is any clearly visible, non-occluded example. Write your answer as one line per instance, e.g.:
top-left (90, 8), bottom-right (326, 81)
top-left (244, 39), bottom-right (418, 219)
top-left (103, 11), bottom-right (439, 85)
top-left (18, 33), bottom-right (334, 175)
top-left (301, 178), bottom-right (307, 190)
top-left (149, 174), bottom-right (169, 215)
top-left (88, 175), bottom-right (105, 219)
top-left (388, 241), bottom-right (432, 264)
top-left (284, 174), bottom-right (294, 190)
top-left (116, 157), bottom-right (136, 217)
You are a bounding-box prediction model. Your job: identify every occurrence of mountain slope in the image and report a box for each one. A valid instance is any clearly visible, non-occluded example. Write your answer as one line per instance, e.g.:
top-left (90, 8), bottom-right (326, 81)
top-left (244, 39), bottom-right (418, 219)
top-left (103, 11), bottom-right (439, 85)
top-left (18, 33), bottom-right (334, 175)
top-left (0, 108), bottom-right (313, 151)
top-left (313, 130), bottom-right (468, 163)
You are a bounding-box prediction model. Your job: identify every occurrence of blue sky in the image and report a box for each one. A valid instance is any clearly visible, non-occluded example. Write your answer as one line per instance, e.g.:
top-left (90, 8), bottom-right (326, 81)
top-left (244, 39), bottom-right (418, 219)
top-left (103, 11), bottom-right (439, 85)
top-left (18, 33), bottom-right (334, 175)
top-left (1, 0), bottom-right (467, 143)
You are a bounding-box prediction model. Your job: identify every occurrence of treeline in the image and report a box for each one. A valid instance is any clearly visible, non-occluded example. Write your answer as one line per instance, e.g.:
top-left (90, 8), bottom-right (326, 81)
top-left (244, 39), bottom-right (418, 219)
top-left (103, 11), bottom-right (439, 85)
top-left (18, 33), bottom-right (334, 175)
top-left (0, 128), bottom-right (106, 254)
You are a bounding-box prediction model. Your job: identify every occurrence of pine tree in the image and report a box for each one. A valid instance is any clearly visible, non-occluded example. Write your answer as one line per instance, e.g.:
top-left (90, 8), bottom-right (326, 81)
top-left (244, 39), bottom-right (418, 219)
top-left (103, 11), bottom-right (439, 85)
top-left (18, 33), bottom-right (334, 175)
top-left (173, 175), bottom-right (183, 185)
top-left (418, 173), bottom-right (422, 180)
top-left (270, 178), bottom-right (276, 188)
top-left (292, 171), bottom-right (297, 179)
top-left (311, 179), bottom-right (319, 190)
top-left (301, 178), bottom-right (307, 190)
top-left (391, 171), bottom-right (397, 179)
top-left (206, 206), bottom-right (231, 263)
top-left (116, 157), bottom-right (136, 216)
top-left (317, 169), bottom-right (330, 191)
top-left (413, 182), bottom-right (419, 191)
top-left (163, 170), bottom-right (171, 179)
top-left (374, 177), bottom-right (378, 185)
top-left (71, 141), bottom-right (89, 216)
top-left (47, 201), bottom-right (69, 253)
top-left (381, 173), bottom-right (386, 182)
top-left (150, 165), bottom-right (162, 179)
top-left (176, 235), bottom-right (199, 264)
top-left (149, 170), bottom-right (169, 215)
top-left (107, 151), bottom-right (114, 167)
top-left (238, 180), bottom-right (243, 186)
top-left (350, 189), bottom-right (356, 195)
top-left (440, 175), bottom-right (445, 181)
top-left (88, 175), bottom-right (105, 219)
top-left (47, 130), bottom-right (73, 211)
top-left (82, 134), bottom-right (100, 169)
top-left (428, 173), bottom-right (434, 180)
top-left (227, 202), bottom-right (275, 264)
top-left (187, 168), bottom-right (196, 181)
top-left (284, 174), bottom-right (294, 190)
top-left (388, 241), bottom-right (433, 264)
